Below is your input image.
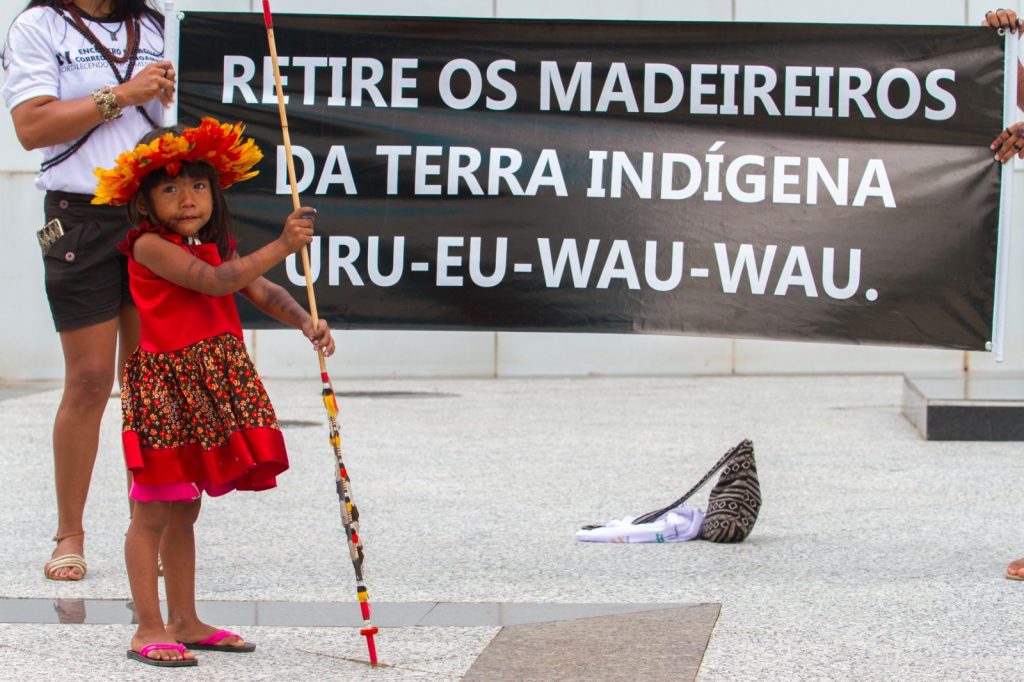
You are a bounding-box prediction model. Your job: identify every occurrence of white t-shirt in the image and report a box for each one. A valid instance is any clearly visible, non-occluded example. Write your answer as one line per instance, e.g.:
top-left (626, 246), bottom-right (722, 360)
top-left (2, 6), bottom-right (164, 194)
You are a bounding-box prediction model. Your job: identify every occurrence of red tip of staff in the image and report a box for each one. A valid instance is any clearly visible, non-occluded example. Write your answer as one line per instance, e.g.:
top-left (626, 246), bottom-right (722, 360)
top-left (360, 627), bottom-right (380, 666)
top-left (262, 0), bottom-right (273, 28)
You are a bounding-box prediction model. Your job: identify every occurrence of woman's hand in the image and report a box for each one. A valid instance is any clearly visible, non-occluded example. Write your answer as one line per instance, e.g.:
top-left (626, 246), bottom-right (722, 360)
top-left (992, 121), bottom-right (1024, 162)
top-left (302, 318), bottom-right (336, 357)
top-left (983, 8), bottom-right (1022, 31)
top-left (280, 207), bottom-right (317, 254)
top-left (114, 60), bottom-right (176, 108)
top-left (10, 60), bottom-right (177, 149)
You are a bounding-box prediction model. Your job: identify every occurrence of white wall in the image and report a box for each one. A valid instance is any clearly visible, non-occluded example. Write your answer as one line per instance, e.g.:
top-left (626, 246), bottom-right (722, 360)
top-left (0, 0), bottom-right (1019, 379)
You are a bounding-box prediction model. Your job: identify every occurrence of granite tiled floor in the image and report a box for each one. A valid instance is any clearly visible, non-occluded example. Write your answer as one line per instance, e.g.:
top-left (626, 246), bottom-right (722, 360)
top-left (1, 375), bottom-right (1022, 680)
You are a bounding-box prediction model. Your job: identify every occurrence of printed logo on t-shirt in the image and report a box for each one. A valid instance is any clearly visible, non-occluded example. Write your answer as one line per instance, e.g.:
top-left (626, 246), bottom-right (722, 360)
top-left (55, 45), bottom-right (160, 73)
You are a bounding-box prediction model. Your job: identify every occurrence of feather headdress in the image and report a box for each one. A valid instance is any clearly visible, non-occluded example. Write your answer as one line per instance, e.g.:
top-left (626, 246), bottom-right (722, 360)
top-left (93, 117), bottom-right (262, 206)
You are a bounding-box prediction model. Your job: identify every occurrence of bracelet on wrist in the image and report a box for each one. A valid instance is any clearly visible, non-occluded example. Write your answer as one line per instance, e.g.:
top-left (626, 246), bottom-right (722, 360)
top-left (92, 85), bottom-right (123, 123)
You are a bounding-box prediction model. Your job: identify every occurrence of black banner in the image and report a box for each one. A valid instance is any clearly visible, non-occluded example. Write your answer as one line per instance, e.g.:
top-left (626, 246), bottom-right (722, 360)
top-left (177, 13), bottom-right (1004, 349)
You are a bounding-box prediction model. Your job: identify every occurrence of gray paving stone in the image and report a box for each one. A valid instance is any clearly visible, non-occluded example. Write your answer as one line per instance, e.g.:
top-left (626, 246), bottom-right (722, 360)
top-left (464, 604), bottom-right (720, 682)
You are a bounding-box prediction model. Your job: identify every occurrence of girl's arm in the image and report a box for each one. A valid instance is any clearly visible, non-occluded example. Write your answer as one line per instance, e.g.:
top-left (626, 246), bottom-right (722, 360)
top-left (240, 275), bottom-right (336, 356)
top-left (132, 207), bottom-right (315, 297)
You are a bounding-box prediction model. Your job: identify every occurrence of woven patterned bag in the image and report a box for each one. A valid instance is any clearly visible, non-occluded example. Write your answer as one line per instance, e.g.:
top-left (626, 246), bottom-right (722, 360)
top-left (631, 440), bottom-right (761, 543)
top-left (698, 441), bottom-right (760, 542)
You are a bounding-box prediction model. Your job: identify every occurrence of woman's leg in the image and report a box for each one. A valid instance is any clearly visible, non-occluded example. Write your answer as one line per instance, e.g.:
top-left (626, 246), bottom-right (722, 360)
top-left (163, 498), bottom-right (249, 648)
top-left (125, 500), bottom-right (194, 662)
top-left (49, 317), bottom-right (119, 579)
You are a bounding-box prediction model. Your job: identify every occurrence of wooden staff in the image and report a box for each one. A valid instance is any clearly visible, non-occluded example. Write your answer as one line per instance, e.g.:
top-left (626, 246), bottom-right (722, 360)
top-left (262, 0), bottom-right (379, 666)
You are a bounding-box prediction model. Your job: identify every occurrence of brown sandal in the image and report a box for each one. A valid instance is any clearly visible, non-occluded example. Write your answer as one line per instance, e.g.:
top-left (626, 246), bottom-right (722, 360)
top-left (44, 531), bottom-right (87, 581)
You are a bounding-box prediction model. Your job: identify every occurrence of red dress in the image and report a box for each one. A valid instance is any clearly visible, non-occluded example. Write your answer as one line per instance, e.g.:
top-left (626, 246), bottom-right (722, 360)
top-left (119, 223), bottom-right (288, 497)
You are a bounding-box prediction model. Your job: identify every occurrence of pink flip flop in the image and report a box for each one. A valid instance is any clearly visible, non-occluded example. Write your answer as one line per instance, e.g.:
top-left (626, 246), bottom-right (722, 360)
top-left (182, 629), bottom-right (256, 652)
top-left (127, 642), bottom-right (198, 667)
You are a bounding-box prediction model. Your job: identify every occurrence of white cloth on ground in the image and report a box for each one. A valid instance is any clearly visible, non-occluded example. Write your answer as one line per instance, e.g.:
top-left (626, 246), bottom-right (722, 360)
top-left (574, 503), bottom-right (705, 543)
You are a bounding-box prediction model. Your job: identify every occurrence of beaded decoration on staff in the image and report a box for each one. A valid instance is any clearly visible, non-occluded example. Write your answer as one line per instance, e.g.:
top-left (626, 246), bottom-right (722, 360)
top-left (261, 0), bottom-right (379, 666)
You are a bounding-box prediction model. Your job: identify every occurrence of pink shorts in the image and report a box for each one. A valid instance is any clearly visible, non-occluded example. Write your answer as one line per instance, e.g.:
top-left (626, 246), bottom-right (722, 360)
top-left (129, 480), bottom-right (236, 502)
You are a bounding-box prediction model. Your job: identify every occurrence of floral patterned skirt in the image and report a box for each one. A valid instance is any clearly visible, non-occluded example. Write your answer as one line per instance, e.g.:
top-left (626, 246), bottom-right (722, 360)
top-left (121, 332), bottom-right (288, 495)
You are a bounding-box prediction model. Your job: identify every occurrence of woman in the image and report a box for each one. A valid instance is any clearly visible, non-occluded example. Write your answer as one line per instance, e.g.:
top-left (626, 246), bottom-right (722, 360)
top-left (2, 0), bottom-right (175, 580)
top-left (985, 7), bottom-right (1024, 580)
top-left (983, 8), bottom-right (1024, 163)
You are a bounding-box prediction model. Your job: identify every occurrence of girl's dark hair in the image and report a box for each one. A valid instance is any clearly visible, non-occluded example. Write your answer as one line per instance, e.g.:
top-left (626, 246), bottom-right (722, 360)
top-left (128, 126), bottom-right (234, 260)
top-left (4, 1), bottom-right (164, 69)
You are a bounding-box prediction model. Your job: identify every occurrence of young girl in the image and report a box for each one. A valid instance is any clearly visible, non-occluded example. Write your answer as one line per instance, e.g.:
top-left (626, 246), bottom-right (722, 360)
top-left (93, 118), bottom-right (334, 667)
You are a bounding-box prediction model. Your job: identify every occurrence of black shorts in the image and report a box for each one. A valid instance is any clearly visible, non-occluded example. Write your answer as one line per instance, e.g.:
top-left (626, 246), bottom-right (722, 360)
top-left (42, 191), bottom-right (133, 332)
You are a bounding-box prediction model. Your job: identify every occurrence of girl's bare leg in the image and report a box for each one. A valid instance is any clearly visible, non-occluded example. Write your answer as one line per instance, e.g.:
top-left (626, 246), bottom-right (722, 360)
top-left (125, 500), bottom-right (195, 663)
top-left (163, 498), bottom-right (248, 648)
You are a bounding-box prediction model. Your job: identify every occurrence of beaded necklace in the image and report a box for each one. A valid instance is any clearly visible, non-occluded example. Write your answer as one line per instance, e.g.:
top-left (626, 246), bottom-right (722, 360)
top-left (62, 1), bottom-right (138, 65)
